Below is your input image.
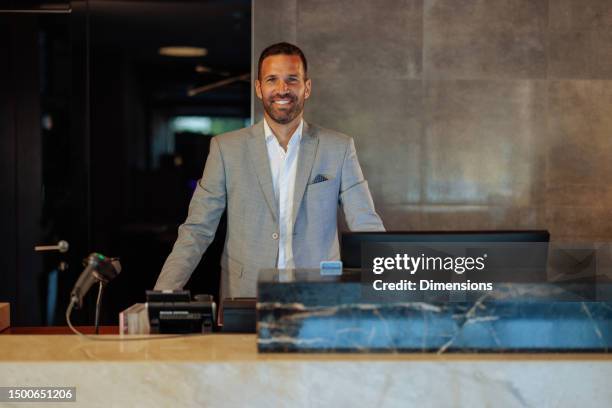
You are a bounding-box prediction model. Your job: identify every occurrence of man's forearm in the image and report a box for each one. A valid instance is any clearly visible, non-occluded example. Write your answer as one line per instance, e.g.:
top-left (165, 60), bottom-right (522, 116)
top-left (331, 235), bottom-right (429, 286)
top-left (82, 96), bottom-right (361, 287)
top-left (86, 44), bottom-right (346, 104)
top-left (154, 223), bottom-right (215, 290)
top-left (154, 136), bottom-right (227, 290)
top-left (339, 137), bottom-right (385, 232)
top-left (341, 180), bottom-right (385, 232)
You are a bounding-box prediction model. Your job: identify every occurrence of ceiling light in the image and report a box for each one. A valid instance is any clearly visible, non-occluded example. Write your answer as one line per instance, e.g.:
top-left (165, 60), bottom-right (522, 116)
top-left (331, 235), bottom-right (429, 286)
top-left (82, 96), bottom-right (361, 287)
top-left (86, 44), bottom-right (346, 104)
top-left (195, 65), bottom-right (211, 73)
top-left (159, 46), bottom-right (207, 58)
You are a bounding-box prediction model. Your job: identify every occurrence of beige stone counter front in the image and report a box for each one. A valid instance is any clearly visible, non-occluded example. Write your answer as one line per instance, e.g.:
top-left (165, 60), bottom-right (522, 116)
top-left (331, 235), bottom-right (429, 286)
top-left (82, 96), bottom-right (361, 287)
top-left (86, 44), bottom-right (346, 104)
top-left (1, 334), bottom-right (611, 407)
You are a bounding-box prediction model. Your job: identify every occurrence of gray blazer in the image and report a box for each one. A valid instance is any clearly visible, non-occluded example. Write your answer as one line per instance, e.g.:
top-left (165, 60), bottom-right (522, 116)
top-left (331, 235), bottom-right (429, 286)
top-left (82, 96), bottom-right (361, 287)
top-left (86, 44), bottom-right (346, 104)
top-left (154, 120), bottom-right (384, 298)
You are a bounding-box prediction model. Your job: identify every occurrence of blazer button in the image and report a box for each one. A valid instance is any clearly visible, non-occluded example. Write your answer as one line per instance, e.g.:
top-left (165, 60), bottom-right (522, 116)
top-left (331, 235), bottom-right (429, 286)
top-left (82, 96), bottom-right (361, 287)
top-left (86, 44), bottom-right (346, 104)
top-left (272, 232), bottom-right (279, 240)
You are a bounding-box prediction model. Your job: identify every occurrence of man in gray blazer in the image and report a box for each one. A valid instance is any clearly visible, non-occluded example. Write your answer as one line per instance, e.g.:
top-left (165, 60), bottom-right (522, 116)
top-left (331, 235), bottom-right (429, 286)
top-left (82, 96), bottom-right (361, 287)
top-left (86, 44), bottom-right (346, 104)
top-left (154, 42), bottom-right (384, 298)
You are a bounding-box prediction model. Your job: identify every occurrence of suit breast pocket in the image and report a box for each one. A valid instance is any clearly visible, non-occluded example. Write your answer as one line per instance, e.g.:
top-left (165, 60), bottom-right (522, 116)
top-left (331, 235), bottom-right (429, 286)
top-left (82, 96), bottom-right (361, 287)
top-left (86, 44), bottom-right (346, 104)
top-left (305, 178), bottom-right (337, 196)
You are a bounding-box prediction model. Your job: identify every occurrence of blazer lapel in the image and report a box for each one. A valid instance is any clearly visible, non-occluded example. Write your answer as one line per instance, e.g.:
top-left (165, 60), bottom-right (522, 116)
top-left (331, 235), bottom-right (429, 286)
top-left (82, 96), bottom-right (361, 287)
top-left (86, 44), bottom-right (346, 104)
top-left (247, 121), bottom-right (278, 222)
top-left (292, 121), bottom-right (319, 227)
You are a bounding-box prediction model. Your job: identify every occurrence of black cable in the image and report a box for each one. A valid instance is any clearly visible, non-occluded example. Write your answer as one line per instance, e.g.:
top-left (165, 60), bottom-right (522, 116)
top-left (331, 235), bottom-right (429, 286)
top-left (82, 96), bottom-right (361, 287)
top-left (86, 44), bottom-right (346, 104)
top-left (65, 300), bottom-right (202, 342)
top-left (94, 281), bottom-right (104, 334)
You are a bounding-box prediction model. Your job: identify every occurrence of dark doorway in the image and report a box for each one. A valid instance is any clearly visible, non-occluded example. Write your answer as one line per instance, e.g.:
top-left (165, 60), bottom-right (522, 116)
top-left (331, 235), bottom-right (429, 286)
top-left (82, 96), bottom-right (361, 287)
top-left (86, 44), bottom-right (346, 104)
top-left (0, 0), bottom-right (251, 326)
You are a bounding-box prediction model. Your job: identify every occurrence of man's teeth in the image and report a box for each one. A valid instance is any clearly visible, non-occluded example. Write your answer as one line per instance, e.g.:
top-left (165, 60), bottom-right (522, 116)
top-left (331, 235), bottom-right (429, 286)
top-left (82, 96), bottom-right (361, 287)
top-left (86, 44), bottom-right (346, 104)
top-left (275, 100), bottom-right (290, 104)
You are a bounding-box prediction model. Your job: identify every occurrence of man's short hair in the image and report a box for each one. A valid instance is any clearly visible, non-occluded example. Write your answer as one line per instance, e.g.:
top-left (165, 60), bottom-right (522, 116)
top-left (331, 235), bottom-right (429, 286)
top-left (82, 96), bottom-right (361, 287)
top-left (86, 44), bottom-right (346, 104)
top-left (257, 42), bottom-right (308, 79)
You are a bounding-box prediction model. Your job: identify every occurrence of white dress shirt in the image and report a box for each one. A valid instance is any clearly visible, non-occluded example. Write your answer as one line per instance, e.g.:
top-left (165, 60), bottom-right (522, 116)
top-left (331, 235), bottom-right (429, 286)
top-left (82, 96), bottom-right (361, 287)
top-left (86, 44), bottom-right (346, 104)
top-left (263, 118), bottom-right (303, 269)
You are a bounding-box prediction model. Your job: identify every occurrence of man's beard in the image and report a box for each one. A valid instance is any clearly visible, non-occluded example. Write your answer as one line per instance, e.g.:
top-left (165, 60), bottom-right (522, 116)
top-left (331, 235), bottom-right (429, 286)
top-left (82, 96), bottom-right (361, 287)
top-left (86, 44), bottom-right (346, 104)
top-left (263, 93), bottom-right (304, 125)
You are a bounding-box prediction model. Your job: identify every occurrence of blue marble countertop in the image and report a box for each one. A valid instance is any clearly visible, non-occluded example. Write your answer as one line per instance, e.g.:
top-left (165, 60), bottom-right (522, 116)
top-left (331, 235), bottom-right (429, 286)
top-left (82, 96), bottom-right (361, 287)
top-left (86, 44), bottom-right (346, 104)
top-left (257, 269), bottom-right (612, 353)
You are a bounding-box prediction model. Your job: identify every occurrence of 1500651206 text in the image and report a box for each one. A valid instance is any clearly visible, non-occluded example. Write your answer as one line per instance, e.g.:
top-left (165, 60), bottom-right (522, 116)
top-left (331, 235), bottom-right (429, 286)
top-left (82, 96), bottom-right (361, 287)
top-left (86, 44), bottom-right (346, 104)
top-left (0, 387), bottom-right (76, 402)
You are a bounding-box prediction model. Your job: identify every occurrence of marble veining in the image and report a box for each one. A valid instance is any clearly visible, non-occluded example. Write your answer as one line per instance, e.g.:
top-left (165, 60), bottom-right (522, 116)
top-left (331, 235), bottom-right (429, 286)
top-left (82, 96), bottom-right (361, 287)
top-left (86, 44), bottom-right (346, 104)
top-left (2, 334), bottom-right (612, 406)
top-left (257, 270), bottom-right (612, 353)
top-left (3, 359), bottom-right (612, 407)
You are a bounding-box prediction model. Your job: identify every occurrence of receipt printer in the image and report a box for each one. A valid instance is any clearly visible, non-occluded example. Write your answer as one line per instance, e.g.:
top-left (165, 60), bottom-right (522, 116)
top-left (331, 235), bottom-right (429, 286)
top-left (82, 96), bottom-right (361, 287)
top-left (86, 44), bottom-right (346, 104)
top-left (146, 290), bottom-right (216, 334)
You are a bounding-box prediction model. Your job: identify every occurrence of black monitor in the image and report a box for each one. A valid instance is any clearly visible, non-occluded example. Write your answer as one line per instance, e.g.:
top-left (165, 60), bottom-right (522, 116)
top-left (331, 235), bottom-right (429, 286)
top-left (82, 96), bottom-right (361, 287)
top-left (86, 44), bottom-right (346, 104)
top-left (221, 298), bottom-right (256, 333)
top-left (341, 230), bottom-right (550, 268)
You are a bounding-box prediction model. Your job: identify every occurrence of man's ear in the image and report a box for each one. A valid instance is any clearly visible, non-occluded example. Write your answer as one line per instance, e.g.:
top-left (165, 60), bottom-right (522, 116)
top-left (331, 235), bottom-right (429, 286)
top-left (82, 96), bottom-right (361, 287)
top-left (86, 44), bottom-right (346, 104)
top-left (255, 79), bottom-right (263, 100)
top-left (304, 78), bottom-right (312, 100)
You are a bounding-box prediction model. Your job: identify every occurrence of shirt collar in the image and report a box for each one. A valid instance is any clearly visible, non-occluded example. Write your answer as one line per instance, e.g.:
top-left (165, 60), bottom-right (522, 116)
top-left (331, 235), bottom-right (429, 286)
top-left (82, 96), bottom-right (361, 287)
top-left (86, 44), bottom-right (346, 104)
top-left (263, 118), bottom-right (303, 147)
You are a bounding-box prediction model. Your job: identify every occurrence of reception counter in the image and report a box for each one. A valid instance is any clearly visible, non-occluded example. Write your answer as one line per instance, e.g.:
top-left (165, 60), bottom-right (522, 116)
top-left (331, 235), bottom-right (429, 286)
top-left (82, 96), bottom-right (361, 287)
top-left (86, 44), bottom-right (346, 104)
top-left (1, 334), bottom-right (612, 407)
top-left (257, 269), bottom-right (612, 352)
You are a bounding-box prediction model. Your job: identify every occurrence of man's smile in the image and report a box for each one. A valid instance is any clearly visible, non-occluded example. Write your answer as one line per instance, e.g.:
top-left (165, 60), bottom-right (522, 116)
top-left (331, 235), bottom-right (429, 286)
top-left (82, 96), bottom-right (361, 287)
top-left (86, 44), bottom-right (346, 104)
top-left (272, 97), bottom-right (294, 106)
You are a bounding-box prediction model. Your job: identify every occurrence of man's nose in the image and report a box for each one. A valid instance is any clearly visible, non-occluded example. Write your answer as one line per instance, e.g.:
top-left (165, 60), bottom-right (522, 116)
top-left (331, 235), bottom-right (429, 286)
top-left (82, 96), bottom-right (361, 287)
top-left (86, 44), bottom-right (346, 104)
top-left (276, 81), bottom-right (289, 94)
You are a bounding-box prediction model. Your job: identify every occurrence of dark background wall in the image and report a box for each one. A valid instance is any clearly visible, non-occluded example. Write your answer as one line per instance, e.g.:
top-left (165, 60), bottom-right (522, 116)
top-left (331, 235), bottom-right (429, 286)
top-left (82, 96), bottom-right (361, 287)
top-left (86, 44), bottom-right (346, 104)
top-left (253, 0), bottom-right (612, 242)
top-left (0, 16), bottom-right (44, 325)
